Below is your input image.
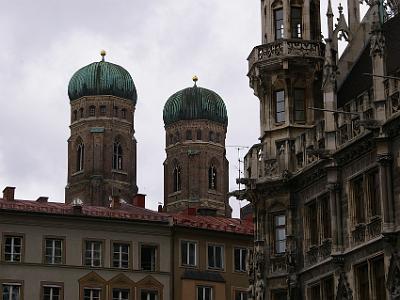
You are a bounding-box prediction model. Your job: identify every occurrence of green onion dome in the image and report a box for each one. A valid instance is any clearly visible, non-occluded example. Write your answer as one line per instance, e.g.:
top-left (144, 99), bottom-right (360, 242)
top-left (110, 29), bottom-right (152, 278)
top-left (163, 82), bottom-right (228, 126)
top-left (68, 56), bottom-right (137, 104)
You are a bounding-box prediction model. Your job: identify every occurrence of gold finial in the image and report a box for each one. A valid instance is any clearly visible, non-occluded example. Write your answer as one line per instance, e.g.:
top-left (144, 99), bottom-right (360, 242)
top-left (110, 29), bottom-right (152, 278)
top-left (192, 75), bottom-right (198, 86)
top-left (100, 49), bottom-right (106, 61)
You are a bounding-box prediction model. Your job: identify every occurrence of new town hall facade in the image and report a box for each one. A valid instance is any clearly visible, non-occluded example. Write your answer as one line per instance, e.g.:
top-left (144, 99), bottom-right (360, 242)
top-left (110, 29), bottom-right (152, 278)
top-left (238, 0), bottom-right (400, 299)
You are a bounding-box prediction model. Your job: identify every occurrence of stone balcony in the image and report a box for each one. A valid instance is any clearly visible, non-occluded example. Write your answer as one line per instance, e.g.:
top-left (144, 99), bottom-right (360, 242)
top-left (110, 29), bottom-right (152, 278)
top-left (248, 39), bottom-right (323, 72)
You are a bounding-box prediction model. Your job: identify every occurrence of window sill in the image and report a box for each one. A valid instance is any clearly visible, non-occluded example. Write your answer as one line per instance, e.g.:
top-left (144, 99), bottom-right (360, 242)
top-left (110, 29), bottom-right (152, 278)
top-left (111, 169), bottom-right (128, 176)
top-left (180, 264), bottom-right (198, 269)
top-left (72, 170), bottom-right (84, 176)
top-left (207, 267), bottom-right (225, 272)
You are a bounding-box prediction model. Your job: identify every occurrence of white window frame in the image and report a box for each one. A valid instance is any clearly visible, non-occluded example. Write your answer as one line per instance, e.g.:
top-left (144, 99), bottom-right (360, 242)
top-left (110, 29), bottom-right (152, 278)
top-left (234, 247), bottom-right (247, 272)
top-left (196, 286), bottom-right (213, 300)
top-left (207, 243), bottom-right (224, 270)
top-left (2, 283), bottom-right (21, 300)
top-left (83, 288), bottom-right (101, 300)
top-left (140, 289), bottom-right (158, 300)
top-left (112, 288), bottom-right (129, 300)
top-left (112, 242), bottom-right (130, 269)
top-left (181, 240), bottom-right (197, 267)
top-left (84, 240), bottom-right (102, 267)
top-left (4, 236), bottom-right (22, 262)
top-left (45, 238), bottom-right (63, 264)
top-left (43, 285), bottom-right (62, 300)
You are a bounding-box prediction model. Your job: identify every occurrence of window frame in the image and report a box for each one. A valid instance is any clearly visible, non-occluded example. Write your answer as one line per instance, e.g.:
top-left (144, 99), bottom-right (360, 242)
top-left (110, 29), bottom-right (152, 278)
top-left (293, 88), bottom-right (305, 122)
top-left (196, 285), bottom-right (213, 300)
top-left (2, 233), bottom-right (24, 263)
top-left (180, 239), bottom-right (198, 267)
top-left (89, 105), bottom-right (96, 117)
top-left (139, 243), bottom-right (159, 272)
top-left (207, 243), bottom-right (225, 271)
top-left (173, 165), bottom-right (182, 192)
top-left (233, 247), bottom-right (247, 273)
top-left (76, 143), bottom-right (85, 172)
top-left (290, 6), bottom-right (303, 39)
top-left (82, 239), bottom-right (104, 268)
top-left (233, 289), bottom-right (247, 300)
top-left (208, 165), bottom-right (217, 191)
top-left (43, 236), bottom-right (65, 265)
top-left (111, 241), bottom-right (132, 270)
top-left (274, 90), bottom-right (285, 123)
top-left (40, 281), bottom-right (64, 300)
top-left (0, 280), bottom-right (24, 300)
top-left (111, 288), bottom-right (130, 300)
top-left (274, 8), bottom-right (284, 39)
top-left (354, 255), bottom-right (386, 300)
top-left (273, 214), bottom-right (286, 255)
top-left (83, 287), bottom-right (102, 300)
top-left (139, 289), bottom-right (159, 300)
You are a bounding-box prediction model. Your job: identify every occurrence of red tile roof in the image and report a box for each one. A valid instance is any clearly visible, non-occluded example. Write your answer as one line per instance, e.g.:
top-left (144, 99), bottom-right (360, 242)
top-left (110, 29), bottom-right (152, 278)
top-left (0, 198), bottom-right (169, 223)
top-left (171, 213), bottom-right (253, 235)
top-left (0, 198), bottom-right (254, 235)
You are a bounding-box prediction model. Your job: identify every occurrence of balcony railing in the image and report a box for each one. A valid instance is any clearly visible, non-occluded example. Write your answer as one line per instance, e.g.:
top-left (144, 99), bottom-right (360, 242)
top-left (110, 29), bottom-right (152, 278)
top-left (248, 39), bottom-right (323, 71)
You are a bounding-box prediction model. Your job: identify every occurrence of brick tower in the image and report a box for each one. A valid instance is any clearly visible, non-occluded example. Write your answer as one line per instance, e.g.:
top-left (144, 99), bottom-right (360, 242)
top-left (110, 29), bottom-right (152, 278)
top-left (163, 77), bottom-right (231, 217)
top-left (65, 51), bottom-right (138, 206)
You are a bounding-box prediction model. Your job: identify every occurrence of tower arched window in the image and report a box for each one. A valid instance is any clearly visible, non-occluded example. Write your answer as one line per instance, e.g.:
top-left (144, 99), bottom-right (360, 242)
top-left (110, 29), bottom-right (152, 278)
top-left (121, 108), bottom-right (127, 119)
top-left (76, 143), bottom-right (84, 172)
top-left (79, 108), bottom-right (84, 118)
top-left (113, 142), bottom-right (123, 170)
top-left (173, 165), bottom-right (181, 192)
top-left (274, 8), bottom-right (284, 39)
top-left (208, 166), bottom-right (217, 190)
top-left (73, 110), bottom-right (78, 121)
top-left (196, 130), bottom-right (202, 140)
top-left (89, 105), bottom-right (96, 117)
top-left (186, 130), bottom-right (192, 140)
top-left (209, 131), bottom-right (215, 142)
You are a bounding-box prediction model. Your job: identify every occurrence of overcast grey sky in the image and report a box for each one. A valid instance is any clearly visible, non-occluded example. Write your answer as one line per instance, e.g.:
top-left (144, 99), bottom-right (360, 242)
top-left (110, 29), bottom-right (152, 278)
top-left (0, 1), bottom-right (367, 216)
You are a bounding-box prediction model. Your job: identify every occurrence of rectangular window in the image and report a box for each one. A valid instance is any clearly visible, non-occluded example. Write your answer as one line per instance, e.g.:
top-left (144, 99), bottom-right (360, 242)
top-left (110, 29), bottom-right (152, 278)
top-left (275, 90), bottom-right (285, 123)
top-left (112, 242), bottom-right (130, 269)
top-left (271, 290), bottom-right (287, 300)
top-left (309, 284), bottom-right (321, 300)
top-left (89, 106), bottom-right (96, 117)
top-left (274, 215), bottom-right (286, 254)
top-left (291, 7), bottom-right (302, 38)
top-left (322, 277), bottom-right (334, 300)
top-left (140, 290), bottom-right (158, 300)
top-left (294, 88), bottom-right (305, 122)
top-left (112, 289), bottom-right (129, 300)
top-left (372, 257), bottom-right (386, 300)
top-left (207, 244), bottom-right (224, 269)
top-left (181, 240), bottom-right (197, 266)
top-left (197, 286), bottom-right (212, 300)
top-left (321, 196), bottom-right (332, 240)
top-left (140, 245), bottom-right (157, 271)
top-left (356, 263), bottom-right (370, 300)
top-left (234, 248), bottom-right (247, 272)
top-left (45, 238), bottom-right (63, 264)
top-left (2, 284), bottom-right (21, 300)
top-left (84, 240), bottom-right (102, 267)
top-left (84, 288), bottom-right (101, 300)
top-left (352, 176), bottom-right (365, 223)
top-left (308, 201), bottom-right (318, 246)
top-left (274, 9), bottom-right (284, 39)
top-left (369, 170), bottom-right (381, 217)
top-left (235, 290), bottom-right (247, 300)
top-left (43, 285), bottom-right (61, 300)
top-left (3, 235), bottom-right (22, 262)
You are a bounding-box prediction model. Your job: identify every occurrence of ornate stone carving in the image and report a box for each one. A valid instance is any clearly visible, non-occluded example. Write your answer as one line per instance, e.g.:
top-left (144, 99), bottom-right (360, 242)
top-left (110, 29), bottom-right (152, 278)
top-left (352, 224), bottom-right (366, 245)
top-left (336, 272), bottom-right (353, 300)
top-left (370, 13), bottom-right (386, 58)
top-left (367, 217), bottom-right (382, 238)
top-left (264, 159), bottom-right (278, 177)
top-left (387, 252), bottom-right (400, 299)
top-left (247, 249), bottom-right (255, 300)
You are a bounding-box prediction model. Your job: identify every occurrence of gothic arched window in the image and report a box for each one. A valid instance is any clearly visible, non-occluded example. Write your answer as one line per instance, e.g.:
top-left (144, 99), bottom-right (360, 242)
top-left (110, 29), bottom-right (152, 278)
top-left (208, 165), bottom-right (217, 190)
top-left (186, 130), bottom-right (192, 141)
top-left (76, 143), bottom-right (84, 172)
top-left (113, 142), bottom-right (123, 170)
top-left (173, 165), bottom-right (181, 192)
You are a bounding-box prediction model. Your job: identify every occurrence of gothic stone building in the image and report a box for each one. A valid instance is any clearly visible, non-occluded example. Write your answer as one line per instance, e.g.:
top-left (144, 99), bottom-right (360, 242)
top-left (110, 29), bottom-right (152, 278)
top-left (239, 1), bottom-right (400, 300)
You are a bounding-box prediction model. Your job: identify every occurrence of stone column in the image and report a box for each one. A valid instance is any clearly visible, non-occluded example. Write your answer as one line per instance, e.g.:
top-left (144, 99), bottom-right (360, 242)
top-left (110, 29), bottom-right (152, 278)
top-left (328, 183), bottom-right (342, 252)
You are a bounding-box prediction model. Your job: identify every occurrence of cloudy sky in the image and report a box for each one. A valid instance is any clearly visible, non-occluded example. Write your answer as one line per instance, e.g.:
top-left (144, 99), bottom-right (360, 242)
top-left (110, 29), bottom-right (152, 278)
top-left (0, 1), bottom-right (368, 216)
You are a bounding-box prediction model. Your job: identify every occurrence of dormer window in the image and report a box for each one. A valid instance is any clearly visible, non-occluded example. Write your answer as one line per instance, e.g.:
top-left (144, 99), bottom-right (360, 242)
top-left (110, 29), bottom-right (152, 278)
top-left (274, 8), bottom-right (284, 39)
top-left (291, 7), bottom-right (302, 38)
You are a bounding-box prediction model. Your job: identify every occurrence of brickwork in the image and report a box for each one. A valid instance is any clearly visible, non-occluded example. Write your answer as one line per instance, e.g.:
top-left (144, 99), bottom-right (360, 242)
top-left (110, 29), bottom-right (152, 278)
top-left (66, 95), bottom-right (138, 206)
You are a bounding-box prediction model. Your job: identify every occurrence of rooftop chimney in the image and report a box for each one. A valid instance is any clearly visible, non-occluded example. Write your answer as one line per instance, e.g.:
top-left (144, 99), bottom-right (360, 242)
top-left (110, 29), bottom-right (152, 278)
top-left (132, 194), bottom-right (146, 208)
top-left (71, 198), bottom-right (83, 214)
top-left (36, 196), bottom-right (49, 203)
top-left (158, 204), bottom-right (163, 212)
top-left (110, 195), bottom-right (121, 209)
top-left (3, 187), bottom-right (16, 201)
